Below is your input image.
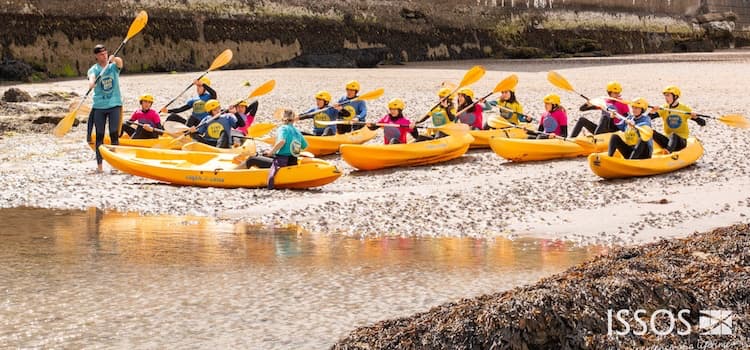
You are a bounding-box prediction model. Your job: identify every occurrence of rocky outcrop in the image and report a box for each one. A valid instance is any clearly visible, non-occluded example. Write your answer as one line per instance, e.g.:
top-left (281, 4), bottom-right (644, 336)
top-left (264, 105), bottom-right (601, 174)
top-left (0, 0), bottom-right (747, 80)
top-left (333, 224), bottom-right (750, 349)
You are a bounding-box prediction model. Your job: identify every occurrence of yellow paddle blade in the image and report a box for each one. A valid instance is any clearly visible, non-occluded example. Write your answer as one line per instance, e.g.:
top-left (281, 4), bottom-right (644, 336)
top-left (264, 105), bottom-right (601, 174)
top-left (208, 49), bottom-right (233, 71)
top-left (356, 88), bottom-right (385, 101)
top-left (487, 116), bottom-right (512, 129)
top-left (52, 109), bottom-right (80, 138)
top-left (493, 74), bottom-right (518, 93)
top-left (458, 65), bottom-right (486, 88)
top-left (547, 71), bottom-right (575, 92)
top-left (125, 11), bottom-right (149, 40)
top-left (248, 79), bottom-right (275, 98)
top-left (247, 122), bottom-right (276, 138)
top-left (164, 121), bottom-right (189, 134)
top-left (299, 151), bottom-right (315, 158)
top-left (718, 114), bottom-right (750, 129)
top-left (636, 125), bottom-right (653, 141)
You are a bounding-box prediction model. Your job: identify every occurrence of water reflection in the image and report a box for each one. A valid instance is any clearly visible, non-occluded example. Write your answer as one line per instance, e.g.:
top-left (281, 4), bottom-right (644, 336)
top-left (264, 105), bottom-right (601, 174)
top-left (0, 208), bottom-right (608, 349)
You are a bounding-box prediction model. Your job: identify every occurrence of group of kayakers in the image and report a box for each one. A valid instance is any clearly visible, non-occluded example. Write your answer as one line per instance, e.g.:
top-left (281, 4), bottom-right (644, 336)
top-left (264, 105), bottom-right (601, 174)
top-left (84, 43), bottom-right (706, 186)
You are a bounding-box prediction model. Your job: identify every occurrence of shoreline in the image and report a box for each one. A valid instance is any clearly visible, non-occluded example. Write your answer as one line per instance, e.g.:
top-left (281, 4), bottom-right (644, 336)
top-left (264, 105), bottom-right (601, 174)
top-left (332, 223), bottom-right (750, 349)
top-left (2, 51), bottom-right (750, 246)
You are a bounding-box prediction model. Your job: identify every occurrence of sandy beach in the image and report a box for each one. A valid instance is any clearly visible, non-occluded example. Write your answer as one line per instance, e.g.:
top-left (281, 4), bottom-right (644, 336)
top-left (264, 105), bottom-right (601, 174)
top-left (2, 50), bottom-right (750, 245)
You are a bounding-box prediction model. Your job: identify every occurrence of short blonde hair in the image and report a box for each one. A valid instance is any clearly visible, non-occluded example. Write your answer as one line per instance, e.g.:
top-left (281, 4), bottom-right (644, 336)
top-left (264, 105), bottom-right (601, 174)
top-left (282, 109), bottom-right (296, 122)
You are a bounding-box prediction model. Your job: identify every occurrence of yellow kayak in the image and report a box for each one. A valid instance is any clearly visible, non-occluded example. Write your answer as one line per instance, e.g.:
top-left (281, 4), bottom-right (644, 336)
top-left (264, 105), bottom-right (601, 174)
top-left (181, 139), bottom-right (257, 154)
top-left (588, 137), bottom-right (703, 179)
top-left (88, 134), bottom-right (184, 150)
top-left (339, 133), bottom-right (473, 171)
top-left (99, 145), bottom-right (341, 189)
top-left (468, 127), bottom-right (528, 149)
top-left (489, 133), bottom-right (611, 162)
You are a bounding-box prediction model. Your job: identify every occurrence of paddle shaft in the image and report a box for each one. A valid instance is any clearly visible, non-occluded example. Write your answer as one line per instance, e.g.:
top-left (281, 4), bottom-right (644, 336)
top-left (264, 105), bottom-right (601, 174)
top-left (298, 98), bottom-right (360, 120)
top-left (160, 71), bottom-right (211, 111)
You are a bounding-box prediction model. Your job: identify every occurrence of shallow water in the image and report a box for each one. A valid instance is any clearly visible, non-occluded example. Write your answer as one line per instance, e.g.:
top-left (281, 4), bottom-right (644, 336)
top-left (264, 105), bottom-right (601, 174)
top-left (0, 207), bottom-right (607, 349)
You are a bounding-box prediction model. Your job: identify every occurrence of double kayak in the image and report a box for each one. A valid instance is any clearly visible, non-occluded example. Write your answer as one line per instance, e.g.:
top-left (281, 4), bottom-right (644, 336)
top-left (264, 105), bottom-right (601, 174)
top-left (181, 140), bottom-right (257, 154)
top-left (339, 133), bottom-right (474, 171)
top-left (88, 134), bottom-right (184, 150)
top-left (588, 137), bottom-right (703, 179)
top-left (489, 133), bottom-right (612, 162)
top-left (99, 145), bottom-right (341, 189)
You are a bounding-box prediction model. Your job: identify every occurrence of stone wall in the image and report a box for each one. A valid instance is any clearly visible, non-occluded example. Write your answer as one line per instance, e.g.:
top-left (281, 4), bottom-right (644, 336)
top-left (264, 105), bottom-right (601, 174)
top-left (0, 0), bottom-right (747, 81)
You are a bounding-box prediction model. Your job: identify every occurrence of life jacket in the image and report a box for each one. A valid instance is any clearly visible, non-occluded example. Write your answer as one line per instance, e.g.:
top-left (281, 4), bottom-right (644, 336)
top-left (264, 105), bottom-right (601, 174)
top-left (497, 100), bottom-right (523, 124)
top-left (430, 105), bottom-right (454, 127)
top-left (201, 114), bottom-right (236, 148)
top-left (378, 114), bottom-right (411, 144)
top-left (658, 103), bottom-right (692, 139)
top-left (457, 104), bottom-right (483, 129)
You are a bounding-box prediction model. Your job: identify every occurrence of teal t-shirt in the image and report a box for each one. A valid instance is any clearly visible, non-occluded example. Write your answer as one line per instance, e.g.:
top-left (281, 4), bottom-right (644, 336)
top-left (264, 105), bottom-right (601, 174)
top-left (276, 124), bottom-right (307, 157)
top-left (88, 63), bottom-right (122, 109)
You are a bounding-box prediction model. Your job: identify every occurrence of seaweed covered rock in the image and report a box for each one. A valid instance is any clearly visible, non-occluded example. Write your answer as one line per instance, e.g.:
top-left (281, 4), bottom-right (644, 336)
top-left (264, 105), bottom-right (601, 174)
top-left (333, 224), bottom-right (750, 349)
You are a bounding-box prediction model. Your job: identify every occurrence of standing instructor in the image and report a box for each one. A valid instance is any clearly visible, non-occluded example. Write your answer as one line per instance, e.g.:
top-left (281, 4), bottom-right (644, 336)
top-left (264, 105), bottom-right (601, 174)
top-left (87, 44), bottom-right (124, 173)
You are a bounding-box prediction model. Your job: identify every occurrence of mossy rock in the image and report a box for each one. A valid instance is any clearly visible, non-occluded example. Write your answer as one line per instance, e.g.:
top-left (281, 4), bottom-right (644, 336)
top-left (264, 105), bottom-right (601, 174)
top-left (503, 46), bottom-right (546, 59)
top-left (559, 38), bottom-right (602, 54)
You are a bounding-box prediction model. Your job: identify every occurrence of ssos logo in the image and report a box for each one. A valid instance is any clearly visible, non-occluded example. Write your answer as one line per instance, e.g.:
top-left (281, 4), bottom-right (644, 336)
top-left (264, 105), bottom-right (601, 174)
top-left (608, 309), bottom-right (733, 336)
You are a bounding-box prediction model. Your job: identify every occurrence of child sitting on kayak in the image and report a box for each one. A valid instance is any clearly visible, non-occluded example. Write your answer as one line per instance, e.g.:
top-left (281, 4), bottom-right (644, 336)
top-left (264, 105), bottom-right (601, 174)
top-left (608, 97), bottom-right (653, 159)
top-left (122, 93), bottom-right (162, 139)
top-left (570, 81), bottom-right (629, 137)
top-left (336, 80), bottom-right (368, 133)
top-left (649, 85), bottom-right (705, 153)
top-left (415, 87), bottom-right (456, 139)
top-left (302, 91), bottom-right (350, 136)
top-left (495, 86), bottom-right (527, 125)
top-left (263, 109), bottom-right (308, 189)
top-left (164, 77), bottom-right (216, 126)
top-left (367, 98), bottom-right (419, 144)
top-left (187, 99), bottom-right (239, 148)
top-left (530, 93), bottom-right (568, 139)
top-left (455, 88), bottom-right (486, 130)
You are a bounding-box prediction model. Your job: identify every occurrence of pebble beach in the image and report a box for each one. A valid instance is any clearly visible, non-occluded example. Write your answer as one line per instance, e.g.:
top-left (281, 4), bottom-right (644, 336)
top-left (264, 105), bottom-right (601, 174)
top-left (2, 50), bottom-right (750, 245)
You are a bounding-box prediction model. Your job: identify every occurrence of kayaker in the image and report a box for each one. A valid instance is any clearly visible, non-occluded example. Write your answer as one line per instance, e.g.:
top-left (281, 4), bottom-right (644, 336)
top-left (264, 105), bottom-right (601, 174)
top-left (336, 80), bottom-right (368, 133)
top-left (367, 98), bottom-right (419, 144)
top-left (230, 99), bottom-right (254, 144)
top-left (415, 87), bottom-right (456, 139)
top-left (607, 97), bottom-right (653, 159)
top-left (302, 91), bottom-right (350, 136)
top-left (187, 99), bottom-right (238, 148)
top-left (87, 44), bottom-right (123, 174)
top-left (455, 88), bottom-right (487, 130)
top-left (649, 85), bottom-right (705, 153)
top-left (264, 109), bottom-right (308, 189)
top-left (495, 86), bottom-right (527, 125)
top-left (569, 81), bottom-right (629, 137)
top-left (163, 77), bottom-right (216, 127)
top-left (531, 93), bottom-right (568, 139)
top-left (122, 94), bottom-right (163, 139)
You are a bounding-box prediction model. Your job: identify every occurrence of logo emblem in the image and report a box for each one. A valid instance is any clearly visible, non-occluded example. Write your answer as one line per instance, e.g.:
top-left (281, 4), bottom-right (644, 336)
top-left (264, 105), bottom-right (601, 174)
top-left (700, 310), bottom-right (732, 335)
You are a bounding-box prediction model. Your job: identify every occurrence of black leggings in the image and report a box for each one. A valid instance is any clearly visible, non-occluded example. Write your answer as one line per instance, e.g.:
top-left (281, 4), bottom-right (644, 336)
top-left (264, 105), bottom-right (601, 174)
top-left (570, 114), bottom-right (618, 138)
top-left (608, 134), bottom-right (651, 159)
top-left (653, 132), bottom-right (687, 153)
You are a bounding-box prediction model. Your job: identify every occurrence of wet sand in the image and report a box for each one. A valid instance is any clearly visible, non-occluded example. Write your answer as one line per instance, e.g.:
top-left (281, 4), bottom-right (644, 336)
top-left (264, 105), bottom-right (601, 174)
top-left (2, 50), bottom-right (750, 245)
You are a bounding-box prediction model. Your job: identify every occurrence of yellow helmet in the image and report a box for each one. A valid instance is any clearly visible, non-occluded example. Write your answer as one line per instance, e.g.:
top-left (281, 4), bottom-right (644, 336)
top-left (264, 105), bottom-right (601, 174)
top-left (606, 81), bottom-right (622, 94)
top-left (198, 77), bottom-right (211, 86)
top-left (629, 97), bottom-right (649, 110)
top-left (457, 88), bottom-right (474, 99)
top-left (438, 87), bottom-right (453, 98)
top-left (662, 85), bottom-right (681, 98)
top-left (388, 98), bottom-right (405, 110)
top-left (345, 80), bottom-right (360, 91)
top-left (315, 91), bottom-right (332, 103)
top-left (204, 99), bottom-right (220, 112)
top-left (232, 99), bottom-right (248, 107)
top-left (543, 93), bottom-right (561, 105)
top-left (138, 94), bottom-right (154, 103)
